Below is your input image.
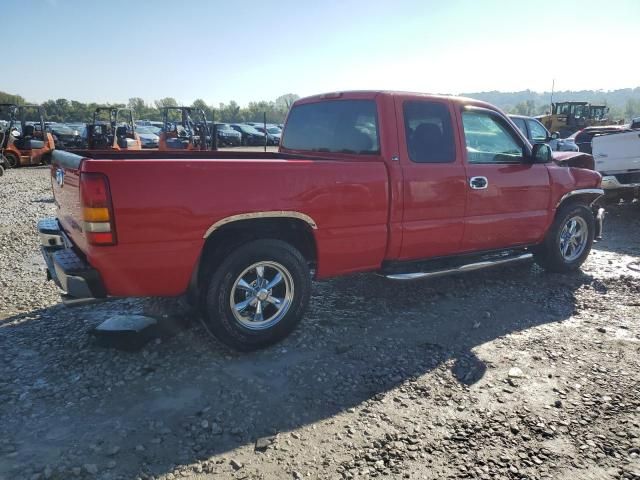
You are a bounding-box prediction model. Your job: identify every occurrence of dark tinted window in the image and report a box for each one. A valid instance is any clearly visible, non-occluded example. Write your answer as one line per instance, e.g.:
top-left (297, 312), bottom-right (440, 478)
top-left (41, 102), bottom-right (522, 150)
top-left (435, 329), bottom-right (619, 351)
top-left (403, 101), bottom-right (455, 163)
top-left (511, 117), bottom-right (528, 137)
top-left (282, 100), bottom-right (379, 154)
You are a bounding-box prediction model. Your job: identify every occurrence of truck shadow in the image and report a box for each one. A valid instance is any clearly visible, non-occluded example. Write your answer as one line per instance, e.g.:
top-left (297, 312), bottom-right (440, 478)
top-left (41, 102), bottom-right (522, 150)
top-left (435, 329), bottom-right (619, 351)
top-left (0, 263), bottom-right (606, 478)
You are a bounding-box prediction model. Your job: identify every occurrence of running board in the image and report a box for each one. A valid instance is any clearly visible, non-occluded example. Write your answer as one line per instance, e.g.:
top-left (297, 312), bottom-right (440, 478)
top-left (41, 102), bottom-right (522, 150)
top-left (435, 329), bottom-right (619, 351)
top-left (384, 253), bottom-right (533, 281)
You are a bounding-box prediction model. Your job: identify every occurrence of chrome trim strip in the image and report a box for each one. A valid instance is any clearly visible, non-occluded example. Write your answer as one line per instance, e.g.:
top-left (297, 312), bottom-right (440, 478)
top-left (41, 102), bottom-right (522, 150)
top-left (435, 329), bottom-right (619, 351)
top-left (385, 253), bottom-right (533, 281)
top-left (555, 188), bottom-right (604, 208)
top-left (203, 211), bottom-right (318, 238)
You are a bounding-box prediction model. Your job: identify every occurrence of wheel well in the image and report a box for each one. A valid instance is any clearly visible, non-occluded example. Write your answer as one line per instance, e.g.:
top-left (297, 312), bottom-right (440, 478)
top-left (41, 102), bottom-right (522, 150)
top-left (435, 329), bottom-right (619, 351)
top-left (556, 191), bottom-right (603, 211)
top-left (191, 218), bottom-right (317, 300)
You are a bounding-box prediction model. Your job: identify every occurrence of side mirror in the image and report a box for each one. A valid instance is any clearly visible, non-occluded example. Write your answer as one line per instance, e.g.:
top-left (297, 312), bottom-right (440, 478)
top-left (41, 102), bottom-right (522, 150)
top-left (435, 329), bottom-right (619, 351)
top-left (531, 143), bottom-right (552, 163)
top-left (550, 131), bottom-right (560, 140)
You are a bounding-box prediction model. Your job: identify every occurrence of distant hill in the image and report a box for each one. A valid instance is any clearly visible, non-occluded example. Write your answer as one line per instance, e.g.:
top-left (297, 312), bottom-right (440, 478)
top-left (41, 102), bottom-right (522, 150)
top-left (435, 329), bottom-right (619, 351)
top-left (459, 88), bottom-right (640, 120)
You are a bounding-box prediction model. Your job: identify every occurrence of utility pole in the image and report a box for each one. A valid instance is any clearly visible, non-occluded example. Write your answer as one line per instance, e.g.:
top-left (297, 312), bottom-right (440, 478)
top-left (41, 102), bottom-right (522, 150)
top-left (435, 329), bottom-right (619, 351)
top-left (550, 79), bottom-right (555, 114)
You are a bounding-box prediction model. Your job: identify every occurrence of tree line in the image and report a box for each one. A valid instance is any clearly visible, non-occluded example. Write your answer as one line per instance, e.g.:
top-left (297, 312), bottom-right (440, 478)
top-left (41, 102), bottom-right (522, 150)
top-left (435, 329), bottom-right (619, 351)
top-left (0, 92), bottom-right (300, 124)
top-left (2, 88), bottom-right (639, 124)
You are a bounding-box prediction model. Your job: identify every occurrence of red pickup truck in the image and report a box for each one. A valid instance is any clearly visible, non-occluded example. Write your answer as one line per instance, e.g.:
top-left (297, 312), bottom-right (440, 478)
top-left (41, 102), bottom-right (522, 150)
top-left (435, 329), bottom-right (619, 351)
top-left (39, 91), bottom-right (604, 350)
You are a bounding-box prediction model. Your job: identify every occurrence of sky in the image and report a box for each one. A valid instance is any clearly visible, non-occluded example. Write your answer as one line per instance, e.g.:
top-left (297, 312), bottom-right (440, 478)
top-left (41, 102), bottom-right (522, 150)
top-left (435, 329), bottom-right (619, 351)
top-left (3, 0), bottom-right (639, 106)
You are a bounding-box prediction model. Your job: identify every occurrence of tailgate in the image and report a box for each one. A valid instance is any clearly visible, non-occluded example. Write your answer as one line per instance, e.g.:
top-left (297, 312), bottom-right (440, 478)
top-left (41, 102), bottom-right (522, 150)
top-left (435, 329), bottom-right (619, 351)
top-left (592, 130), bottom-right (640, 173)
top-left (51, 150), bottom-right (87, 252)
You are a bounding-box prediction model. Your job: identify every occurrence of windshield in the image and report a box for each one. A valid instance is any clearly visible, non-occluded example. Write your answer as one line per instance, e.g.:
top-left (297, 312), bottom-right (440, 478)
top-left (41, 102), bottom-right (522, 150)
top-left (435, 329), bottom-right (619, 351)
top-left (136, 126), bottom-right (157, 134)
top-left (239, 125), bottom-right (260, 134)
top-left (216, 123), bottom-right (233, 131)
top-left (267, 127), bottom-right (281, 134)
top-left (282, 99), bottom-right (380, 154)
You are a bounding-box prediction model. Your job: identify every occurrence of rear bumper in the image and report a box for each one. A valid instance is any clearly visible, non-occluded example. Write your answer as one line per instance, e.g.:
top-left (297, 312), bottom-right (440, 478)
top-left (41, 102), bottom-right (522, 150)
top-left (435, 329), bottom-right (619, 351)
top-left (38, 218), bottom-right (107, 302)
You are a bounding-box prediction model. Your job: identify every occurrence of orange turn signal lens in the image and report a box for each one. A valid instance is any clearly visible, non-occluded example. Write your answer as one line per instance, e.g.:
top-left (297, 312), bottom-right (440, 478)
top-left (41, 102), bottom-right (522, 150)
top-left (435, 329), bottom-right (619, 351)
top-left (83, 207), bottom-right (110, 222)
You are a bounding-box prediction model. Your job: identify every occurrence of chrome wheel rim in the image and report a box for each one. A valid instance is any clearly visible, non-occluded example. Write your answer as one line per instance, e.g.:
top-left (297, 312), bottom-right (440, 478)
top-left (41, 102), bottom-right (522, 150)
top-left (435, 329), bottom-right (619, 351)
top-left (230, 261), bottom-right (294, 330)
top-left (559, 216), bottom-right (588, 262)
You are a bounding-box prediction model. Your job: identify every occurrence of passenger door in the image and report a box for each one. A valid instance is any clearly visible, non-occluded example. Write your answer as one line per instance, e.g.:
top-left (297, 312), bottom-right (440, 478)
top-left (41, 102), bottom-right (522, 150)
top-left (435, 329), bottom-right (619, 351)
top-left (459, 107), bottom-right (551, 251)
top-left (396, 97), bottom-right (467, 260)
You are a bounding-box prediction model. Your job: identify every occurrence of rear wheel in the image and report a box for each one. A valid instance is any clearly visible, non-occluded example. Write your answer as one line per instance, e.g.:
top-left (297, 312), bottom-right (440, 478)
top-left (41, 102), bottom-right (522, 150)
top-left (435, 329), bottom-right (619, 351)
top-left (4, 152), bottom-right (18, 168)
top-left (202, 239), bottom-right (311, 351)
top-left (534, 203), bottom-right (595, 273)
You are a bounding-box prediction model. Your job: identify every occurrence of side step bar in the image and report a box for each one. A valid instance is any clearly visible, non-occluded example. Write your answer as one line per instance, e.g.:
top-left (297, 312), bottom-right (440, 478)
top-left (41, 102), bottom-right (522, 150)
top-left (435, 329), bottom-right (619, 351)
top-left (384, 253), bottom-right (533, 281)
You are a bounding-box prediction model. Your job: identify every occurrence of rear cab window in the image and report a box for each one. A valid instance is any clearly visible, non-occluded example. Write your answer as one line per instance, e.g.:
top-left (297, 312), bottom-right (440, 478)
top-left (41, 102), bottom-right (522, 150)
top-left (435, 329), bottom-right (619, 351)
top-left (282, 100), bottom-right (380, 154)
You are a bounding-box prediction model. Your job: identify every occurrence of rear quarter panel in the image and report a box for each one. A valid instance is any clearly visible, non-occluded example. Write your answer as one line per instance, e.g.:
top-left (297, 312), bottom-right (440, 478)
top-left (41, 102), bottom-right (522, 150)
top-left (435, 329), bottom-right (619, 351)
top-left (81, 158), bottom-right (389, 296)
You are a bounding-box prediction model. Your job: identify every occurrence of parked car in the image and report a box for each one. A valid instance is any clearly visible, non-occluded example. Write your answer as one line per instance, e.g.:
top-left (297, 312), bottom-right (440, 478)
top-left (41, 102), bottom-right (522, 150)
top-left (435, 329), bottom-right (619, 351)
top-left (509, 115), bottom-right (578, 152)
top-left (39, 90), bottom-right (604, 351)
top-left (591, 124), bottom-right (640, 203)
top-left (214, 123), bottom-right (241, 146)
top-left (230, 123), bottom-right (266, 146)
top-left (47, 123), bottom-right (83, 149)
top-left (135, 126), bottom-right (160, 149)
top-left (569, 125), bottom-right (629, 154)
top-left (252, 125), bottom-right (281, 145)
top-left (65, 122), bottom-right (86, 133)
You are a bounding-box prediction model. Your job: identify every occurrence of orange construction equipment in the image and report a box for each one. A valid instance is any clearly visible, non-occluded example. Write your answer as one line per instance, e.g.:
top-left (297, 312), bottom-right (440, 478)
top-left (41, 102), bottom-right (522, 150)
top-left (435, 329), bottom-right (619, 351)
top-left (84, 107), bottom-right (141, 151)
top-left (158, 107), bottom-right (211, 151)
top-left (0, 103), bottom-right (55, 168)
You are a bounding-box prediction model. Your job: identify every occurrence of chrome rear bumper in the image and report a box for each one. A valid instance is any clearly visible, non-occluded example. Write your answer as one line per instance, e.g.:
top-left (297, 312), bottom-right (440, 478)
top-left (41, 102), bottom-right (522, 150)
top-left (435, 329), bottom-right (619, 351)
top-left (38, 218), bottom-right (107, 304)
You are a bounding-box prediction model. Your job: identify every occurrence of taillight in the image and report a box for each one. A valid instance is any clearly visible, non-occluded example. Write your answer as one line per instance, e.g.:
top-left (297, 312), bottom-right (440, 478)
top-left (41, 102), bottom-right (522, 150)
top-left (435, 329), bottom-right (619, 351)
top-left (80, 172), bottom-right (116, 245)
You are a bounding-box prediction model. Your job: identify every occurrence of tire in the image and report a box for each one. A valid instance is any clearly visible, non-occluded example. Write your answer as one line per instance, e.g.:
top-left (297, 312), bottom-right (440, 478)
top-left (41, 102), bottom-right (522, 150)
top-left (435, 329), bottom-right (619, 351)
top-left (202, 239), bottom-right (311, 351)
top-left (0, 165), bottom-right (4, 176)
top-left (4, 152), bottom-right (18, 168)
top-left (533, 203), bottom-right (595, 273)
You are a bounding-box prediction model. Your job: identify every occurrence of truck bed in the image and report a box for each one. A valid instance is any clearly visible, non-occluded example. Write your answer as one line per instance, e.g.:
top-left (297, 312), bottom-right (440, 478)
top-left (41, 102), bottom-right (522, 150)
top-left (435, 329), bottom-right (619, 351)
top-left (50, 149), bottom-right (391, 296)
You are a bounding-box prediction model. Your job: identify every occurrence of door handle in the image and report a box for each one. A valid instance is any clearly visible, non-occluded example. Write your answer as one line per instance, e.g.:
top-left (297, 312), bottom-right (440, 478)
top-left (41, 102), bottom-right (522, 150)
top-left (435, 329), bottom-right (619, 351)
top-left (469, 176), bottom-right (488, 189)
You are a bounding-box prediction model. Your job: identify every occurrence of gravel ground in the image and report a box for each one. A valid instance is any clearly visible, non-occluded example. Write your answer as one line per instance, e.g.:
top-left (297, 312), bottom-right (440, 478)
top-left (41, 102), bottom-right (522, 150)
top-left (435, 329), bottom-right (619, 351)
top-left (0, 166), bottom-right (639, 480)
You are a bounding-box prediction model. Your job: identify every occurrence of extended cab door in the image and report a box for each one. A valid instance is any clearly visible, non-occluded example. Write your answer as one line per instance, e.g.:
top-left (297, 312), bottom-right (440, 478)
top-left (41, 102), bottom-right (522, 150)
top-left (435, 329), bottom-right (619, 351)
top-left (459, 106), bottom-right (551, 251)
top-left (395, 96), bottom-right (467, 260)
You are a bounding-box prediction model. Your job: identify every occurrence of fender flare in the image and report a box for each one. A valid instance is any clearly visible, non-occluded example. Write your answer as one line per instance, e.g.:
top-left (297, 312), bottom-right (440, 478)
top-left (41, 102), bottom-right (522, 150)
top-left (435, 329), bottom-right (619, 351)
top-left (202, 211), bottom-right (318, 239)
top-left (555, 188), bottom-right (604, 209)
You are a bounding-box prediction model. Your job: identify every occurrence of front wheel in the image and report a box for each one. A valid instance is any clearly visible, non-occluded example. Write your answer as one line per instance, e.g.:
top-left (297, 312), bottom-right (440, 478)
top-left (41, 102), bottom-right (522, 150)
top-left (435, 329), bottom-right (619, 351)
top-left (533, 203), bottom-right (595, 273)
top-left (202, 239), bottom-right (311, 351)
top-left (4, 152), bottom-right (18, 168)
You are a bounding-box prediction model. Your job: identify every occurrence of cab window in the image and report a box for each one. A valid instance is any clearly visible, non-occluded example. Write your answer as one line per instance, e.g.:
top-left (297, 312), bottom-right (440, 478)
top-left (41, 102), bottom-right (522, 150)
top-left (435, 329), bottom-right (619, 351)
top-left (462, 110), bottom-right (524, 164)
top-left (282, 100), bottom-right (379, 154)
top-left (511, 117), bottom-right (528, 137)
top-left (403, 101), bottom-right (456, 163)
top-left (527, 119), bottom-right (548, 143)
